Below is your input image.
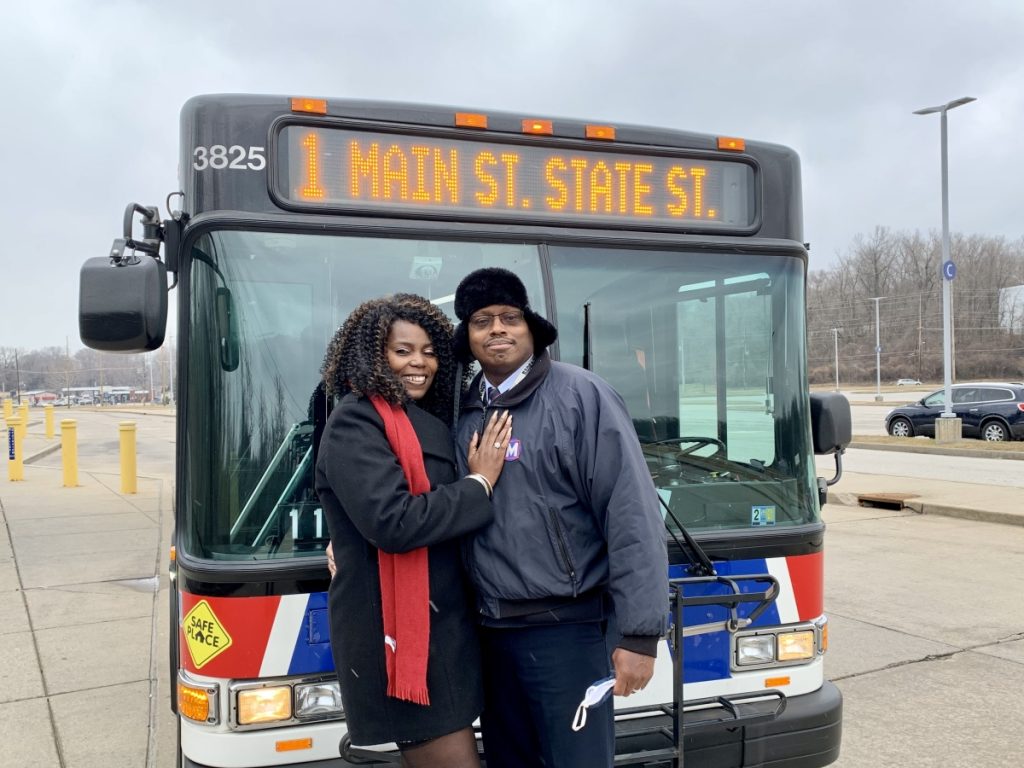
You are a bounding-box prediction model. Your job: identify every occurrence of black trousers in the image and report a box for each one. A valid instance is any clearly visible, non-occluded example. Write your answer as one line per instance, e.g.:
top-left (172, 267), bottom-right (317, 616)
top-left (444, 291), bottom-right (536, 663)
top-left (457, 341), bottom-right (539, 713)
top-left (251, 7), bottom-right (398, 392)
top-left (479, 621), bottom-right (615, 768)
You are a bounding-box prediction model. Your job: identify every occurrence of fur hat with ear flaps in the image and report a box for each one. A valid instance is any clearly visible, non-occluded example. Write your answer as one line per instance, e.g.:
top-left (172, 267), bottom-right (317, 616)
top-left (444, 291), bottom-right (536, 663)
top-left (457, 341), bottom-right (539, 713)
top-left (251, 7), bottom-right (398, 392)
top-left (453, 267), bottom-right (558, 363)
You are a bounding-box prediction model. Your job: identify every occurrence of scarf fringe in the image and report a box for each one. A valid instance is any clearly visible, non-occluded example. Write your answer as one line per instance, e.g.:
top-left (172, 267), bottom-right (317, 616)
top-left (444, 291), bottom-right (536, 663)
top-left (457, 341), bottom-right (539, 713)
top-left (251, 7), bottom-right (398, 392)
top-left (388, 682), bottom-right (431, 706)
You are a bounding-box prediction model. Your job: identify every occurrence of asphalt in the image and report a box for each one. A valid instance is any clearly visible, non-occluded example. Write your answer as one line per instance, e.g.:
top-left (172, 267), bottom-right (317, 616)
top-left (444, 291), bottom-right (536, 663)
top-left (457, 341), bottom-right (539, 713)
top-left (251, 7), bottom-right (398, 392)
top-left (1, 409), bottom-right (1022, 767)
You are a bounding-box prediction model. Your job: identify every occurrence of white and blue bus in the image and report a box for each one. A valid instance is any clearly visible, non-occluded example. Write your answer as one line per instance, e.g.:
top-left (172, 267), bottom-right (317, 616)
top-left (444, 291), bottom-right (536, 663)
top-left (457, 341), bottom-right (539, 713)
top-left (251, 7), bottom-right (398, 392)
top-left (79, 94), bottom-right (851, 768)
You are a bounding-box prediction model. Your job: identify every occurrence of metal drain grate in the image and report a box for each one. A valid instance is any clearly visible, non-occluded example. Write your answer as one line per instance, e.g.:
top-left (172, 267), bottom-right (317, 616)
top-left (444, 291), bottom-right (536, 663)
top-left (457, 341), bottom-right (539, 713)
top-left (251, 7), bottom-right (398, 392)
top-left (856, 492), bottom-right (920, 510)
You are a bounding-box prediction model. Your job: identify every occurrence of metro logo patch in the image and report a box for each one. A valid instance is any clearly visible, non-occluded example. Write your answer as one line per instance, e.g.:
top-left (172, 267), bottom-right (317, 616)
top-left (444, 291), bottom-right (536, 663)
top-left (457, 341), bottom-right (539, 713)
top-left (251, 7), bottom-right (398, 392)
top-left (505, 437), bottom-right (522, 461)
top-left (183, 600), bottom-right (233, 668)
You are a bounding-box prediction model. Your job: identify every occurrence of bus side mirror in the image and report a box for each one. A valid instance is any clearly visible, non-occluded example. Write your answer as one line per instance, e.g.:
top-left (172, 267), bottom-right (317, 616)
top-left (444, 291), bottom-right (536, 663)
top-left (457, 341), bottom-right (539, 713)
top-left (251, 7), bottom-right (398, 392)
top-left (810, 392), bottom-right (851, 507)
top-left (216, 287), bottom-right (240, 371)
top-left (79, 255), bottom-right (167, 351)
top-left (809, 392), bottom-right (852, 455)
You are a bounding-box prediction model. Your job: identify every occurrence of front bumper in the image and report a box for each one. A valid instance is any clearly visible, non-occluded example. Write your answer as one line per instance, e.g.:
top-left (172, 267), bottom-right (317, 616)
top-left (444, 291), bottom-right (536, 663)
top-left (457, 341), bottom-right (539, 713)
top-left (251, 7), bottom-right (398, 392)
top-left (186, 682), bottom-right (841, 767)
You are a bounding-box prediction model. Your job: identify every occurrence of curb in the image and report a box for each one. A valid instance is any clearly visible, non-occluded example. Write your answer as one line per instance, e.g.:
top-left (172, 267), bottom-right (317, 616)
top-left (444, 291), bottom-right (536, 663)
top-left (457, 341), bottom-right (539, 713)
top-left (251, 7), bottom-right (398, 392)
top-left (826, 492), bottom-right (1024, 528)
top-left (906, 500), bottom-right (1024, 528)
top-left (24, 443), bottom-right (62, 465)
top-left (848, 440), bottom-right (1024, 461)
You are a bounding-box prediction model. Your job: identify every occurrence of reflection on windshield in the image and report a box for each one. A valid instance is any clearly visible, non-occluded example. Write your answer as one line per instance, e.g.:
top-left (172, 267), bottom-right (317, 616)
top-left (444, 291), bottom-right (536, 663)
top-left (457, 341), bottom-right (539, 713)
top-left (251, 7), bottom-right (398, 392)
top-left (182, 231), bottom-right (540, 561)
top-left (549, 246), bottom-right (816, 532)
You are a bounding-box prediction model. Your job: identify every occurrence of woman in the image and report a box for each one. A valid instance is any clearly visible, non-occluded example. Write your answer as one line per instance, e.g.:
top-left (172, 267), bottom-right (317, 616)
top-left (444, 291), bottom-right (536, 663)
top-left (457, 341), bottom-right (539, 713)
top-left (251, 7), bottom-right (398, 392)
top-left (315, 294), bottom-right (510, 768)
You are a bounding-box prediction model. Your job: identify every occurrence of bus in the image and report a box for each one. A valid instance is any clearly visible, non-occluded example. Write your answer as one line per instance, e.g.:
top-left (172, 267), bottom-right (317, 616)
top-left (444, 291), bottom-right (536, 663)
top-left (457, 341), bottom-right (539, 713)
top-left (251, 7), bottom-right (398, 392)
top-left (79, 94), bottom-right (851, 768)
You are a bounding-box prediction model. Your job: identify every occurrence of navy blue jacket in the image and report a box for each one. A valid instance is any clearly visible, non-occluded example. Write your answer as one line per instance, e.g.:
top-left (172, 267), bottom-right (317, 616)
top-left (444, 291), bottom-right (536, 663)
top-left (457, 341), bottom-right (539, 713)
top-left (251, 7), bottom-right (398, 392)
top-left (456, 354), bottom-right (669, 652)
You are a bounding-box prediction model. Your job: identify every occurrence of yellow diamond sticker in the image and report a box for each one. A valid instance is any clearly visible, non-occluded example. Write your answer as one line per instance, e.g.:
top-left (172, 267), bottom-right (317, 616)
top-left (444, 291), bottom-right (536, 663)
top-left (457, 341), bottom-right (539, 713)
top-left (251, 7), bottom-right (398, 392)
top-left (183, 600), bottom-right (233, 669)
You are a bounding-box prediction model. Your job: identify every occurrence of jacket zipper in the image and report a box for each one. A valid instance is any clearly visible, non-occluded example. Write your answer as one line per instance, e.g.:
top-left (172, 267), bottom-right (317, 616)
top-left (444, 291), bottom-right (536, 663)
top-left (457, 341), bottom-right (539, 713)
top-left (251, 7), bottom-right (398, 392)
top-left (549, 509), bottom-right (578, 597)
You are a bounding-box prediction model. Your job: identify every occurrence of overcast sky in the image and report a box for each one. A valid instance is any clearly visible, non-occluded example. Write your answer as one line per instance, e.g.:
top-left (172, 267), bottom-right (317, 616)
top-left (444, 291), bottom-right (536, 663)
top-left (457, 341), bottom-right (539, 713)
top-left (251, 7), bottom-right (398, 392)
top-left (3, 0), bottom-right (1022, 351)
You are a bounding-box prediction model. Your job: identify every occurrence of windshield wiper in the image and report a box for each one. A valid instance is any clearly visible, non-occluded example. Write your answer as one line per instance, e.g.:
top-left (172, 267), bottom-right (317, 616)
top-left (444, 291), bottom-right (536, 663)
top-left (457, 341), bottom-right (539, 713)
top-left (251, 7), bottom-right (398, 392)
top-left (658, 492), bottom-right (716, 577)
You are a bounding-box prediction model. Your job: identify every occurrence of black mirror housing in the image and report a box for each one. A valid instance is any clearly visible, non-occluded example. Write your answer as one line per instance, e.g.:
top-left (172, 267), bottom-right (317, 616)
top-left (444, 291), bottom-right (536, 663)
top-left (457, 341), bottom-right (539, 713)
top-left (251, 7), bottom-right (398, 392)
top-left (809, 392), bottom-right (852, 455)
top-left (79, 255), bottom-right (168, 351)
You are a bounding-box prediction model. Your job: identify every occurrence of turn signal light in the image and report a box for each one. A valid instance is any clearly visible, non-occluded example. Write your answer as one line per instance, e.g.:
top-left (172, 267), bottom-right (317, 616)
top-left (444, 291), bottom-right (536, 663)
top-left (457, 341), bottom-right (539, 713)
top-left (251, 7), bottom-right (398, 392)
top-left (717, 136), bottom-right (746, 151)
top-left (178, 682), bottom-right (212, 723)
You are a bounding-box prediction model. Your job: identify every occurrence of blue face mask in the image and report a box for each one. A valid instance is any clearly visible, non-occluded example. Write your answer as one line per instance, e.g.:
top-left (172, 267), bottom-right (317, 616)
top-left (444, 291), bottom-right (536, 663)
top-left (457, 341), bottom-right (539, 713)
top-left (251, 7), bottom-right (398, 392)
top-left (571, 675), bottom-right (616, 732)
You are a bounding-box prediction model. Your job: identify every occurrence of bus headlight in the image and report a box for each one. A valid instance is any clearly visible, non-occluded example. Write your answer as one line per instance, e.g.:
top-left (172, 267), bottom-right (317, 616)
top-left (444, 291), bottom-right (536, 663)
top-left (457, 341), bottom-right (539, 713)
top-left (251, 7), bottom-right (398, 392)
top-left (736, 634), bottom-right (775, 666)
top-left (238, 686), bottom-right (292, 725)
top-left (294, 680), bottom-right (344, 720)
top-left (777, 630), bottom-right (816, 662)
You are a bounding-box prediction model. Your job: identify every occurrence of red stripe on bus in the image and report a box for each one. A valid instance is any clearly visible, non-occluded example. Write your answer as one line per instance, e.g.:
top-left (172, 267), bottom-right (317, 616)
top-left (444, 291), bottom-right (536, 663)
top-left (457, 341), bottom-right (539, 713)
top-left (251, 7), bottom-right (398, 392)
top-left (786, 552), bottom-right (823, 621)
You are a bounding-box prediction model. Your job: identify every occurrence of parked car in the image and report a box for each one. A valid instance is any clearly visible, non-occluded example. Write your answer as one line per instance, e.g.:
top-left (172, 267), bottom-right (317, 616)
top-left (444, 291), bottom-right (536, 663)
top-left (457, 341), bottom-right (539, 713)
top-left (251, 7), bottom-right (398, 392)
top-left (895, 378), bottom-right (922, 386)
top-left (885, 382), bottom-right (1024, 441)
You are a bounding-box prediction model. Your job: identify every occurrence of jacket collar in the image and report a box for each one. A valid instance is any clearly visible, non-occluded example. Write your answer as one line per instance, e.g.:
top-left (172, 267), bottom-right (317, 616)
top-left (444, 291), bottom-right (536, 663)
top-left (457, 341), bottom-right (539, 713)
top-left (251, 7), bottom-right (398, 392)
top-left (461, 351), bottom-right (551, 411)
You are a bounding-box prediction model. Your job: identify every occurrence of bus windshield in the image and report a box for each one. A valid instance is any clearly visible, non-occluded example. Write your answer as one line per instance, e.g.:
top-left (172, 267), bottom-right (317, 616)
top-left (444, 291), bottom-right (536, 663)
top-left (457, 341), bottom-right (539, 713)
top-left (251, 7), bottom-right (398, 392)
top-left (181, 230), bottom-right (816, 563)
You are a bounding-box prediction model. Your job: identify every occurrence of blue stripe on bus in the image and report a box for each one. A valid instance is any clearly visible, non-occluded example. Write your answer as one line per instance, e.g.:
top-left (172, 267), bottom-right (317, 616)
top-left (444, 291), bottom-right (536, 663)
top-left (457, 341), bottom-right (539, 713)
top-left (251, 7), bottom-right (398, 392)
top-left (668, 560), bottom-right (782, 682)
top-left (287, 592), bottom-right (335, 675)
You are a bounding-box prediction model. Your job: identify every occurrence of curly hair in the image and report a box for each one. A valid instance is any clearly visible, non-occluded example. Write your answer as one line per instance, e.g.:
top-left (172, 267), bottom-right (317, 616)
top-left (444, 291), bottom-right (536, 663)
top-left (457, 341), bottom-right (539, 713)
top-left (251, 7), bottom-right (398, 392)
top-left (321, 294), bottom-right (459, 424)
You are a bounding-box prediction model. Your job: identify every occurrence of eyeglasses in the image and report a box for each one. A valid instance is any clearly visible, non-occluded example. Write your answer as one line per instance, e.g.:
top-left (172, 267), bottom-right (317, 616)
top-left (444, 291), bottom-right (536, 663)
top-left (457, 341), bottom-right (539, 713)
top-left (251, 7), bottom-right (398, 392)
top-left (468, 310), bottom-right (525, 330)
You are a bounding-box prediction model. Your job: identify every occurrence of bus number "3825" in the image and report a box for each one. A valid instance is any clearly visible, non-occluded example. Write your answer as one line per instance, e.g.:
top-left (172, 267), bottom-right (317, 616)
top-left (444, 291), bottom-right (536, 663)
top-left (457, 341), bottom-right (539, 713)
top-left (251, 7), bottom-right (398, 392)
top-left (192, 145), bottom-right (266, 171)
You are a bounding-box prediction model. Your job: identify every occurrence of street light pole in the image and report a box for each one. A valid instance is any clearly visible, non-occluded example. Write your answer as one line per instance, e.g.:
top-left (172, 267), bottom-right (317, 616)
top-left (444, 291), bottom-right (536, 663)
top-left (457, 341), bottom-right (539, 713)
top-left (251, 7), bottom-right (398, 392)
top-left (914, 96), bottom-right (975, 424)
top-left (870, 297), bottom-right (884, 401)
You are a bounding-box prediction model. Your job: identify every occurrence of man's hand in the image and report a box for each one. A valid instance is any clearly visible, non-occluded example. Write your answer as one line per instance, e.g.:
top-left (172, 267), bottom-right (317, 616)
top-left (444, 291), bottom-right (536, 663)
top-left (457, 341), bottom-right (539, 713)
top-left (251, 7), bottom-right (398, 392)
top-left (326, 542), bottom-right (337, 578)
top-left (612, 647), bottom-right (655, 697)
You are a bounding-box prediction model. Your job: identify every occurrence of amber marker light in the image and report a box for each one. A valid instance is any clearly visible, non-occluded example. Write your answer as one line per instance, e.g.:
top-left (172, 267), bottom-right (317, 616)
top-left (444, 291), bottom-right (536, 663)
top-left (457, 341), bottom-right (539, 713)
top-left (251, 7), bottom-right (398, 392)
top-left (276, 738), bottom-right (314, 753)
top-left (178, 681), bottom-right (211, 722)
top-left (169, 546), bottom-right (176, 562)
top-left (522, 119), bottom-right (554, 135)
top-left (455, 112), bottom-right (488, 129)
top-left (717, 136), bottom-right (746, 152)
top-left (291, 98), bottom-right (328, 115)
top-left (585, 125), bottom-right (616, 141)
top-left (764, 676), bottom-right (791, 688)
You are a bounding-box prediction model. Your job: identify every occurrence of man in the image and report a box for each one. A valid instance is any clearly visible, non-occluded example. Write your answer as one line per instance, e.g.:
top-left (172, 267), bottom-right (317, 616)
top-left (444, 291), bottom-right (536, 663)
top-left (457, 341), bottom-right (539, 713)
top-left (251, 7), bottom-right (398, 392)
top-left (452, 267), bottom-right (669, 768)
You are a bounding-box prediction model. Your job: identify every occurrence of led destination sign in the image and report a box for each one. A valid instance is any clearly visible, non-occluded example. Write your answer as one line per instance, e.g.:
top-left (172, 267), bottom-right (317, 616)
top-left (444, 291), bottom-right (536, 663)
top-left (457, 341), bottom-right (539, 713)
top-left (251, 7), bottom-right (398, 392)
top-left (276, 125), bottom-right (755, 230)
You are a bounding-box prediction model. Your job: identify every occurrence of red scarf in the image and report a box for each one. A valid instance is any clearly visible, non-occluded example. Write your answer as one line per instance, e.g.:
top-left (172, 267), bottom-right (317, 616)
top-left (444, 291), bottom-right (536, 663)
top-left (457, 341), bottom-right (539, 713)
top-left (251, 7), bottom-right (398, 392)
top-left (369, 395), bottom-right (431, 705)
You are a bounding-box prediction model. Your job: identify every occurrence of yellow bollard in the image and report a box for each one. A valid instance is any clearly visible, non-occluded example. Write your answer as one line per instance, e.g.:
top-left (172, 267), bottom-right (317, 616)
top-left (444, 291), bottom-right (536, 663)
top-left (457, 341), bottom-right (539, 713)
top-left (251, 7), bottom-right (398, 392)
top-left (19, 401), bottom-right (29, 426)
top-left (2, 398), bottom-right (11, 421)
top-left (7, 416), bottom-right (24, 481)
top-left (44, 404), bottom-right (55, 438)
top-left (61, 419), bottom-right (78, 488)
top-left (120, 421), bottom-right (137, 494)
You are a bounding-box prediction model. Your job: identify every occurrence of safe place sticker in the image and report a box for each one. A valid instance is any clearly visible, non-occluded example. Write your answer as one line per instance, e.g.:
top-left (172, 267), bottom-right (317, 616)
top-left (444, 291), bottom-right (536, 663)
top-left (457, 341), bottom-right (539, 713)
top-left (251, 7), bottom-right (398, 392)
top-left (183, 599), bottom-right (233, 668)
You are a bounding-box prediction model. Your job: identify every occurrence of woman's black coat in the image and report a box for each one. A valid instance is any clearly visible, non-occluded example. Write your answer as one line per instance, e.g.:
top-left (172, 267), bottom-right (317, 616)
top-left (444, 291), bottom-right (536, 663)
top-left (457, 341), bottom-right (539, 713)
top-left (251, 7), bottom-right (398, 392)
top-left (314, 394), bottom-right (493, 746)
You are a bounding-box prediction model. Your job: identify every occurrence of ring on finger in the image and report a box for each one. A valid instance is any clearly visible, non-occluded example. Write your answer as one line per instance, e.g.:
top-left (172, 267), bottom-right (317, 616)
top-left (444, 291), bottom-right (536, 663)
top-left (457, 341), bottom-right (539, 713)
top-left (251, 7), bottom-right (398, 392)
top-left (494, 442), bottom-right (502, 449)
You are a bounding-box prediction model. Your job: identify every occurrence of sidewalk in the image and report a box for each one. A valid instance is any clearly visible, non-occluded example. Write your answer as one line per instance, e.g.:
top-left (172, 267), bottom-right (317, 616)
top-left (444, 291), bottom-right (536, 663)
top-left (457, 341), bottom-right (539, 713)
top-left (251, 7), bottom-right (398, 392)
top-left (827, 468), bottom-right (1024, 527)
top-left (0, 412), bottom-right (175, 768)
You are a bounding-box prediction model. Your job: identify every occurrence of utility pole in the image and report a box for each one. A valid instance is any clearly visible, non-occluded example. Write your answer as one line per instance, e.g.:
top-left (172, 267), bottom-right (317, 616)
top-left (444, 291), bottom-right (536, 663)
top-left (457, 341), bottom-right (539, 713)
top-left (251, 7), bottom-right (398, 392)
top-left (831, 328), bottom-right (840, 391)
top-left (870, 297), bottom-right (884, 401)
top-left (950, 284), bottom-right (957, 382)
top-left (917, 296), bottom-right (924, 382)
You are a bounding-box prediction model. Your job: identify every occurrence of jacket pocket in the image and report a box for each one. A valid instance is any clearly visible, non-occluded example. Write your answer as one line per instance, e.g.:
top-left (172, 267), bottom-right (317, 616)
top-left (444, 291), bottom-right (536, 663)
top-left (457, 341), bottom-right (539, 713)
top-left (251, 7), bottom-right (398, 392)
top-left (548, 508), bottom-right (579, 597)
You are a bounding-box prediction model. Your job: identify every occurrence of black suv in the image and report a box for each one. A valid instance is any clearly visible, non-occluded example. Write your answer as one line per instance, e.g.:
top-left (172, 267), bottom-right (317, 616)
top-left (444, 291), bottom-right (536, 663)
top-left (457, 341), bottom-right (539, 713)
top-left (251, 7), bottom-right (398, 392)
top-left (885, 382), bottom-right (1024, 441)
